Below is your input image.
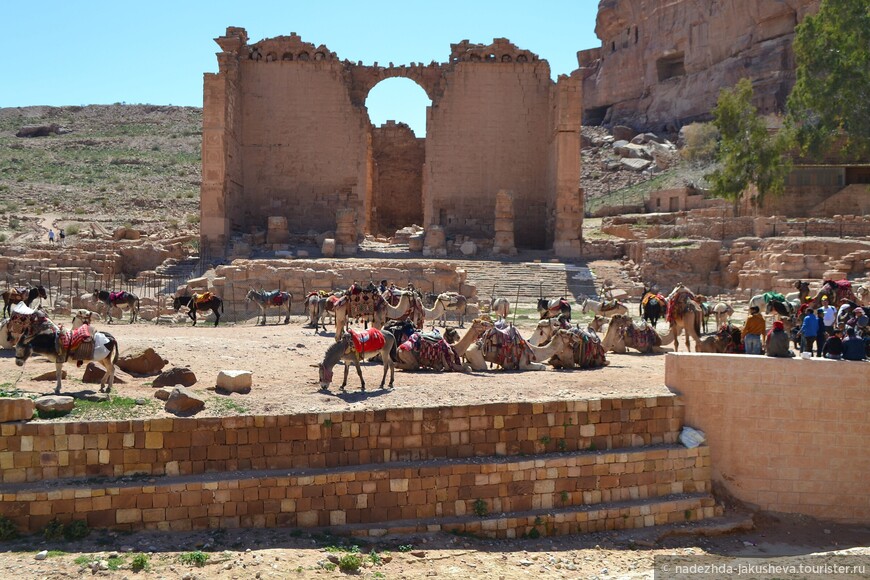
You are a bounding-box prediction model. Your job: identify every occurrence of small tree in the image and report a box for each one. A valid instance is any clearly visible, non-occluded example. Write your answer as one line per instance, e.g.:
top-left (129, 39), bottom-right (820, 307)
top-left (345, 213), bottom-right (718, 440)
top-left (706, 78), bottom-right (790, 212)
top-left (786, 0), bottom-right (870, 158)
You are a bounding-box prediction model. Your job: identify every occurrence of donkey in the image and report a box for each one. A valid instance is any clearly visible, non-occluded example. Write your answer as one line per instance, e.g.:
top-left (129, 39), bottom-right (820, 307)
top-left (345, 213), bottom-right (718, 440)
top-left (2, 285), bottom-right (47, 317)
top-left (303, 292), bottom-right (328, 333)
top-left (173, 293), bottom-right (224, 326)
top-left (314, 328), bottom-right (396, 391)
top-left (15, 324), bottom-right (119, 394)
top-left (92, 289), bottom-right (140, 323)
top-left (246, 289), bottom-right (292, 325)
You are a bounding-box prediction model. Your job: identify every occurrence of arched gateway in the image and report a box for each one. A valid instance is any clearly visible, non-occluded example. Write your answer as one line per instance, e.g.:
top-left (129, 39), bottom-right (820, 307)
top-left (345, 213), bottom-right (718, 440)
top-left (201, 27), bottom-right (584, 257)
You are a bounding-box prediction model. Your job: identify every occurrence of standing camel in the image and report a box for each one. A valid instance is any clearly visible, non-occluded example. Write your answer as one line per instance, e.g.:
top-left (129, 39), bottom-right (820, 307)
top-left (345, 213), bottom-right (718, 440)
top-left (660, 285), bottom-right (702, 352)
top-left (422, 293), bottom-right (469, 328)
top-left (580, 297), bottom-right (628, 317)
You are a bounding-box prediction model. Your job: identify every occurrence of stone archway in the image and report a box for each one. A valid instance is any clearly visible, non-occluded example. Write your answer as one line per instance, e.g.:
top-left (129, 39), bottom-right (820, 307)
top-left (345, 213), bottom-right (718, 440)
top-left (365, 78), bottom-right (430, 236)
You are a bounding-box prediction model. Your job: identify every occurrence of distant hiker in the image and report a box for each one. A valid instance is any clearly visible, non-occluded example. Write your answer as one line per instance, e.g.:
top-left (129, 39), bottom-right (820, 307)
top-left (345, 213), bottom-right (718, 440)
top-left (59, 228), bottom-right (66, 245)
top-left (48, 229), bottom-right (55, 243)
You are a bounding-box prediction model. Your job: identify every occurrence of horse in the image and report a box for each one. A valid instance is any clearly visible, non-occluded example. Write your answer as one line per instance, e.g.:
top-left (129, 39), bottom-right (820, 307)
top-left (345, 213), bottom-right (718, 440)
top-left (92, 289), bottom-right (140, 323)
top-left (313, 328), bottom-right (396, 391)
top-left (640, 288), bottom-right (665, 328)
top-left (15, 322), bottom-right (119, 394)
top-left (173, 293), bottom-right (223, 326)
top-left (537, 297), bottom-right (571, 321)
top-left (246, 289), bottom-right (292, 325)
top-left (2, 285), bottom-right (47, 317)
top-left (303, 292), bottom-right (328, 333)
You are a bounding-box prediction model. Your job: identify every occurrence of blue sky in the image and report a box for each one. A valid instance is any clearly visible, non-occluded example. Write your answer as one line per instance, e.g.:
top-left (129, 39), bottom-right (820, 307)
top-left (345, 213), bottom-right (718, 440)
top-left (2, 1), bottom-right (599, 135)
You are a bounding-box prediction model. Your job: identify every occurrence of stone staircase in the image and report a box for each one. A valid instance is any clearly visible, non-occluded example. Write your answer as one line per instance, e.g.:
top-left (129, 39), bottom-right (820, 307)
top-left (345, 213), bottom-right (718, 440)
top-left (0, 396), bottom-right (723, 538)
top-left (459, 259), bottom-right (599, 307)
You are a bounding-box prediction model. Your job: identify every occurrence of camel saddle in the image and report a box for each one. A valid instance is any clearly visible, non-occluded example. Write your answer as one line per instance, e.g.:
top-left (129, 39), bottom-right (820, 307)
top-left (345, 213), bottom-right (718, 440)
top-left (600, 299), bottom-right (621, 312)
top-left (618, 323), bottom-right (658, 354)
top-left (478, 325), bottom-right (533, 370)
top-left (346, 328), bottom-right (385, 354)
top-left (109, 291), bottom-right (129, 303)
top-left (438, 292), bottom-right (463, 306)
top-left (398, 332), bottom-right (461, 370)
top-left (348, 290), bottom-right (382, 318)
top-left (564, 327), bottom-right (608, 369)
top-left (545, 298), bottom-right (569, 311)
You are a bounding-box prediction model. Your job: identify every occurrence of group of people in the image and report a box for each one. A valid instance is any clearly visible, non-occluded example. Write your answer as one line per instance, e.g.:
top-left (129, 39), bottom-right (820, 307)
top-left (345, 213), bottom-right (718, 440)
top-left (740, 295), bottom-right (867, 360)
top-left (47, 228), bottom-right (66, 245)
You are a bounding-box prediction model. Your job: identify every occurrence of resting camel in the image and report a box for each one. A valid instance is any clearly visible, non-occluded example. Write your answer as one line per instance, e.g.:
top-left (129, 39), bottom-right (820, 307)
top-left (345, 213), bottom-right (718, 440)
top-left (464, 326), bottom-right (572, 371)
top-left (529, 316), bottom-right (604, 346)
top-left (580, 297), bottom-right (628, 317)
top-left (395, 318), bottom-right (492, 372)
top-left (696, 324), bottom-right (741, 354)
top-left (661, 285), bottom-right (702, 352)
top-left (528, 319), bottom-right (609, 369)
top-left (601, 314), bottom-right (664, 354)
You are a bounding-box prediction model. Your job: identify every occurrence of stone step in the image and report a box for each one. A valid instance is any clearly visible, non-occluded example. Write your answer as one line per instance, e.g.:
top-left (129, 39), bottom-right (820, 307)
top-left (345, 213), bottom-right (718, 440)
top-left (460, 260), bottom-right (598, 306)
top-left (1, 445), bottom-right (714, 536)
top-left (330, 493), bottom-right (721, 540)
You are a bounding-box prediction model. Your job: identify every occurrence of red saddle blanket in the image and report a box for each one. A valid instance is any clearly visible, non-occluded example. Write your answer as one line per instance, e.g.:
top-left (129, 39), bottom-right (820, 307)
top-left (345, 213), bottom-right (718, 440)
top-left (109, 291), bottom-right (127, 303)
top-left (348, 328), bottom-right (386, 354)
top-left (59, 325), bottom-right (92, 351)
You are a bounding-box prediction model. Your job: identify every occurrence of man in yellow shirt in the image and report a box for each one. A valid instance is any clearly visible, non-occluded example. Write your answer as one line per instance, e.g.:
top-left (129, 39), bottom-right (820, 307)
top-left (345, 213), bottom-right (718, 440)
top-left (741, 305), bottom-right (766, 354)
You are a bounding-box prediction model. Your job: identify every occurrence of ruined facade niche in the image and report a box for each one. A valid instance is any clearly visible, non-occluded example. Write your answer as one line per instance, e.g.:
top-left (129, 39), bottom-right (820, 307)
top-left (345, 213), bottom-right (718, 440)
top-left (371, 121), bottom-right (425, 235)
top-left (656, 52), bottom-right (685, 82)
top-left (202, 28), bottom-right (584, 257)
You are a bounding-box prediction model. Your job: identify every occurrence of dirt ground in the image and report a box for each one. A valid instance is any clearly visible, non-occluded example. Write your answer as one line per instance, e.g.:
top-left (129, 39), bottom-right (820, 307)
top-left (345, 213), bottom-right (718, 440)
top-left (3, 309), bottom-right (868, 579)
top-left (0, 313), bottom-right (675, 420)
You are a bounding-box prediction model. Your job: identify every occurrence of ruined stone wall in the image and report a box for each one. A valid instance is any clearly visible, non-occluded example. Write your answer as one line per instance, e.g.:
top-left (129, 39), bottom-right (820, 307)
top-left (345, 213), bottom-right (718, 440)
top-left (425, 63), bottom-right (552, 248)
top-left (667, 353), bottom-right (870, 524)
top-left (371, 122), bottom-right (424, 235)
top-left (237, 61), bottom-right (369, 235)
top-left (580, 0), bottom-right (820, 129)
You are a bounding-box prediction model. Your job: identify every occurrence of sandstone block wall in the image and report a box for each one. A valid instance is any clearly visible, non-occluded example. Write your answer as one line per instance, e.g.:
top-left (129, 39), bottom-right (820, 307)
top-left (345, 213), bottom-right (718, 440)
top-left (0, 397), bottom-right (682, 484)
top-left (372, 122), bottom-right (425, 235)
top-left (666, 353), bottom-right (869, 524)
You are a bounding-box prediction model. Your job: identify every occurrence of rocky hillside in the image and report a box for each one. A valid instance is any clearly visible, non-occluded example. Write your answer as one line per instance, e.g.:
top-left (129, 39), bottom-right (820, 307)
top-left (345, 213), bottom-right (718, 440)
top-left (0, 105), bottom-right (201, 244)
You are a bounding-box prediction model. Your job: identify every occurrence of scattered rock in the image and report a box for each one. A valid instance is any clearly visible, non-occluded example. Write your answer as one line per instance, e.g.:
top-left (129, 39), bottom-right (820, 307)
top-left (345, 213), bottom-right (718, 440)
top-left (216, 370), bottom-right (253, 394)
top-left (82, 363), bottom-right (126, 384)
top-left (459, 241), bottom-right (477, 256)
top-left (0, 398), bottom-right (35, 423)
top-left (32, 370), bottom-right (67, 381)
top-left (81, 392), bottom-right (110, 403)
top-left (34, 395), bottom-right (75, 414)
top-left (164, 387), bottom-right (205, 416)
top-left (17, 124), bottom-right (68, 138)
top-left (34, 550), bottom-right (48, 560)
top-left (153, 367), bottom-right (197, 388)
top-left (154, 386), bottom-right (173, 400)
top-left (117, 347), bottom-right (169, 375)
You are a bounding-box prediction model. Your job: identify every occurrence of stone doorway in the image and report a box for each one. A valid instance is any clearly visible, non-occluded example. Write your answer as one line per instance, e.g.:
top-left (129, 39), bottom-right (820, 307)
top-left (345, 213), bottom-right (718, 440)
top-left (371, 121), bottom-right (425, 236)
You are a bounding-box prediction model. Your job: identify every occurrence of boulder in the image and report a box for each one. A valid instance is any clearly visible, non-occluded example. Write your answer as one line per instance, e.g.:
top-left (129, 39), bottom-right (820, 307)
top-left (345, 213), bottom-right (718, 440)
top-left (611, 125), bottom-right (636, 142)
top-left (321, 238), bottom-right (336, 258)
top-left (154, 387), bottom-right (173, 401)
top-left (408, 233), bottom-right (425, 252)
top-left (164, 387), bottom-right (205, 415)
top-left (16, 124), bottom-right (67, 138)
top-left (33, 370), bottom-right (68, 381)
top-left (82, 363), bottom-right (126, 384)
top-left (619, 158), bottom-right (652, 172)
top-left (216, 370), bottom-right (253, 394)
top-left (459, 241), bottom-right (477, 256)
top-left (117, 348), bottom-right (168, 375)
top-left (153, 367), bottom-right (197, 388)
top-left (34, 396), bottom-right (75, 414)
top-left (0, 398), bottom-right (35, 423)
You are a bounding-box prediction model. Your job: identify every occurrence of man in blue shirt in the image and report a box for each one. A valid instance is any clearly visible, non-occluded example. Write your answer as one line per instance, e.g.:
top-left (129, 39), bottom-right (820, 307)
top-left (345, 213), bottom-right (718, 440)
top-left (800, 310), bottom-right (820, 356)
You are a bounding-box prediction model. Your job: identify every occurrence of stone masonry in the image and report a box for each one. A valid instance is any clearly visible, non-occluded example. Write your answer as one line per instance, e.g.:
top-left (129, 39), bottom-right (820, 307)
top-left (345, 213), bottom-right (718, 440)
top-left (202, 29), bottom-right (583, 257)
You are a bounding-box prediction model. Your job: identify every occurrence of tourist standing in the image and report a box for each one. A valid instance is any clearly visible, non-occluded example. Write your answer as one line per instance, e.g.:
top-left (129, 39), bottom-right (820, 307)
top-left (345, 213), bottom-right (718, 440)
top-left (48, 229), bottom-right (55, 243)
top-left (799, 310), bottom-right (820, 356)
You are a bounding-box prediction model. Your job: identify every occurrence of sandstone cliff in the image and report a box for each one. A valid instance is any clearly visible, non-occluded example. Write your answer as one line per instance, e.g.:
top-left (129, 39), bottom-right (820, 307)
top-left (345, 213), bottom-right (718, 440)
top-left (579, 0), bottom-right (821, 130)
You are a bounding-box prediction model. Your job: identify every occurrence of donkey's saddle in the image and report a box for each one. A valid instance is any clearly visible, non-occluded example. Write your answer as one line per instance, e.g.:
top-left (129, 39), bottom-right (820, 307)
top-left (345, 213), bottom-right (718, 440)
top-left (194, 292), bottom-right (214, 305)
top-left (347, 328), bottom-right (386, 354)
top-left (59, 325), bottom-right (95, 360)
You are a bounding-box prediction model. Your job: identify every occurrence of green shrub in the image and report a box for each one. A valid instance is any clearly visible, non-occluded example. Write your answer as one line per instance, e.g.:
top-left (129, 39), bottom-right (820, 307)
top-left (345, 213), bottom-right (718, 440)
top-left (179, 551), bottom-right (208, 567)
top-left (338, 552), bottom-right (362, 572)
top-left (64, 519), bottom-right (89, 541)
top-left (65, 223), bottom-right (80, 235)
top-left (0, 516), bottom-right (18, 540)
top-left (43, 519), bottom-right (65, 540)
top-left (680, 122), bottom-right (719, 161)
top-left (472, 499), bottom-right (489, 517)
top-left (131, 553), bottom-right (149, 572)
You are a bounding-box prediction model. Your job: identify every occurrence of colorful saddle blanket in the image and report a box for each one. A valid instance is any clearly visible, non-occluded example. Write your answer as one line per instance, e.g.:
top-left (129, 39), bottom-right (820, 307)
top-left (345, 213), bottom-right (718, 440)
top-left (398, 332), bottom-right (462, 370)
top-left (59, 325), bottom-right (95, 360)
top-left (347, 290), bottom-right (382, 318)
top-left (618, 323), bottom-right (659, 354)
top-left (478, 325), bottom-right (533, 370)
top-left (347, 328), bottom-right (386, 354)
top-left (194, 292), bottom-right (214, 305)
top-left (109, 291), bottom-right (128, 303)
top-left (565, 328), bottom-right (608, 368)
top-left (666, 290), bottom-right (694, 326)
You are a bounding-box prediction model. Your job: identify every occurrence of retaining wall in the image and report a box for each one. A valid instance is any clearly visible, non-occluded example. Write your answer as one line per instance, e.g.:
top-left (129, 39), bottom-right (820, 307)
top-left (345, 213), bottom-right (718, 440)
top-left (665, 353), bottom-right (869, 523)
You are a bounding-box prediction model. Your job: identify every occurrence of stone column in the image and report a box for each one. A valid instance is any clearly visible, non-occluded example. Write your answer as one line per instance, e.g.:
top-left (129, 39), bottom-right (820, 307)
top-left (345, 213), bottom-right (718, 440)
top-left (552, 72), bottom-right (584, 258)
top-left (335, 208), bottom-right (358, 256)
top-left (201, 27), bottom-right (247, 258)
top-left (492, 189), bottom-right (517, 255)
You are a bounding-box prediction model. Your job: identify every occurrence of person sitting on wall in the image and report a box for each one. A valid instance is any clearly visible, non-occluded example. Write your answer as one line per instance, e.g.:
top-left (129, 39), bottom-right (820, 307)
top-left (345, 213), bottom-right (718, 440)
top-left (842, 327), bottom-right (867, 361)
top-left (821, 328), bottom-right (844, 360)
top-left (765, 320), bottom-right (795, 358)
top-left (741, 306), bottom-right (765, 355)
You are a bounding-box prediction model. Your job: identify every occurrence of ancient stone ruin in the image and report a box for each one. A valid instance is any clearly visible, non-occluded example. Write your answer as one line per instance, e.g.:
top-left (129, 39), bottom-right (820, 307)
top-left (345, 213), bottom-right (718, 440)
top-left (201, 28), bottom-right (584, 258)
